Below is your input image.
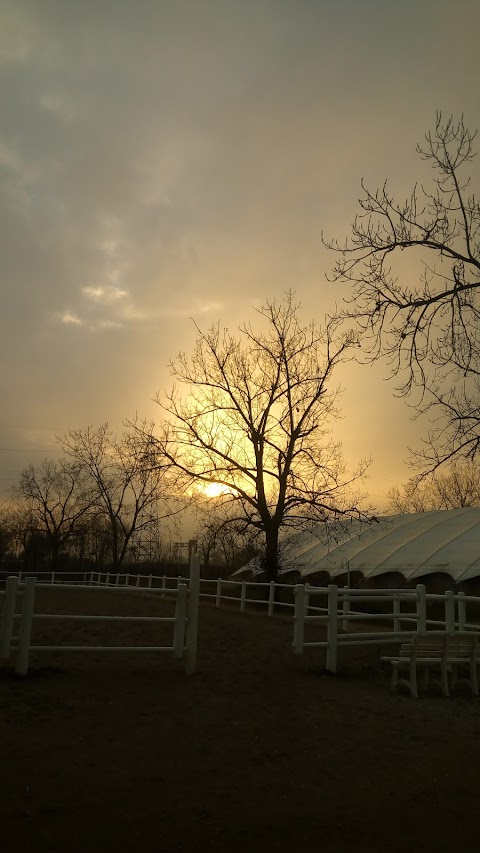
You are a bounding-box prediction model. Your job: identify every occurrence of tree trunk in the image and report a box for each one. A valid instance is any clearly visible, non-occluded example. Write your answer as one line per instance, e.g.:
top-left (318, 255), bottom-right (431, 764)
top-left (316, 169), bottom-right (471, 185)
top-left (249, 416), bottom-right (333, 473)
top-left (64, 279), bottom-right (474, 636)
top-left (264, 525), bottom-right (280, 582)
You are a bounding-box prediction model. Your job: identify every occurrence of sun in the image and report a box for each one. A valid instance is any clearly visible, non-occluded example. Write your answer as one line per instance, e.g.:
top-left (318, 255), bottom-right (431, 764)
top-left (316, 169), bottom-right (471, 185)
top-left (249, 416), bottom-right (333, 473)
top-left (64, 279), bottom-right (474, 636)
top-left (199, 481), bottom-right (233, 498)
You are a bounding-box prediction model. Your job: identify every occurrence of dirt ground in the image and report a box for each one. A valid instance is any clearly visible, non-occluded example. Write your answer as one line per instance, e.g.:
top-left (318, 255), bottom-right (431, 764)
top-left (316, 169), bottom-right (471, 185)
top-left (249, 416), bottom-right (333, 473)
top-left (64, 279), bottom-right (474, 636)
top-left (1, 586), bottom-right (480, 853)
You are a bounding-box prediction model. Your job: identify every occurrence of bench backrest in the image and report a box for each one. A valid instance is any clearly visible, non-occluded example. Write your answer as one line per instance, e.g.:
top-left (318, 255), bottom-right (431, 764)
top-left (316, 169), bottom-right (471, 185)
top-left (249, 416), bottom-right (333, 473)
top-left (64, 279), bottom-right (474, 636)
top-left (397, 633), bottom-right (477, 661)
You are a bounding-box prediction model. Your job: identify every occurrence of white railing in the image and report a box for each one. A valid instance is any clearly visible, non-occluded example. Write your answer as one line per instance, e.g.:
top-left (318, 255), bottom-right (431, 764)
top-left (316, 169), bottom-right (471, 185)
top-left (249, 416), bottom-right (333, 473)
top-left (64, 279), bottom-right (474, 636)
top-left (1, 570), bottom-right (299, 616)
top-left (292, 583), bottom-right (480, 673)
top-left (4, 568), bottom-right (480, 676)
top-left (0, 558), bottom-right (200, 677)
top-left (78, 571), bottom-right (299, 616)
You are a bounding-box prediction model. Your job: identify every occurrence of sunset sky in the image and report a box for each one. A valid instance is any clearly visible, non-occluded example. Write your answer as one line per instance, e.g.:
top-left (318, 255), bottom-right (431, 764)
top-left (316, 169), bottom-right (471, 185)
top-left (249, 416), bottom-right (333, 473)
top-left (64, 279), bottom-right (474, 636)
top-left (1, 0), bottom-right (479, 513)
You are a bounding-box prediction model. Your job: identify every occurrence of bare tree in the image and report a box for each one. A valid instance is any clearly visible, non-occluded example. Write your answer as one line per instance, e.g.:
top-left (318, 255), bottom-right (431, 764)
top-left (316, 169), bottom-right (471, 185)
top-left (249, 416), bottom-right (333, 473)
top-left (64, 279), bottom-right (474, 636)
top-left (0, 506), bottom-right (15, 562)
top-left (388, 461), bottom-right (480, 513)
top-left (325, 113), bottom-right (480, 474)
top-left (60, 423), bottom-right (173, 569)
top-left (12, 459), bottom-right (95, 569)
top-left (145, 293), bottom-right (370, 581)
top-left (194, 503), bottom-right (261, 573)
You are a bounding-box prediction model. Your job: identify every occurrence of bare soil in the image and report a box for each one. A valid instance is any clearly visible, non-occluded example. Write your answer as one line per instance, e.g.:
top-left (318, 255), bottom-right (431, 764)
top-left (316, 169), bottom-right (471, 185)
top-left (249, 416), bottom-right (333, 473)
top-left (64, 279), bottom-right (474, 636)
top-left (1, 587), bottom-right (479, 853)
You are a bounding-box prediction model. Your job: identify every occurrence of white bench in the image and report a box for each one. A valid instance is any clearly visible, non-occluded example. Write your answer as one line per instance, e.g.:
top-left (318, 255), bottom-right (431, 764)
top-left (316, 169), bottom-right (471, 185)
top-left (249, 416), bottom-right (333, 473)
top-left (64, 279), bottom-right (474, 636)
top-left (381, 632), bottom-right (479, 698)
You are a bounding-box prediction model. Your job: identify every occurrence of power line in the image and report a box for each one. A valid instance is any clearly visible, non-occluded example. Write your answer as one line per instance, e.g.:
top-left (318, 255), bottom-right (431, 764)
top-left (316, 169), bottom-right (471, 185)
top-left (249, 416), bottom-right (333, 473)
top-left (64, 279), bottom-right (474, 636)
top-left (0, 448), bottom-right (61, 453)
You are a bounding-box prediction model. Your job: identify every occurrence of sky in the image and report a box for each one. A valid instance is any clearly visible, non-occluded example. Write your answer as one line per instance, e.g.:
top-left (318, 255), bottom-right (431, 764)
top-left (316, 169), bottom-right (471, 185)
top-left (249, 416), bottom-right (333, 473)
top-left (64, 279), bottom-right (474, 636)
top-left (1, 0), bottom-right (480, 514)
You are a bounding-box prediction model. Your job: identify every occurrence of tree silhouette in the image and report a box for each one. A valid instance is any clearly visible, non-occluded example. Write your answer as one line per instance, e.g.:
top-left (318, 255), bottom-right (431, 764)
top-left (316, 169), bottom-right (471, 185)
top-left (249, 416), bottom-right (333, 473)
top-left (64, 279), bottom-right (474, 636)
top-left (146, 293), bottom-right (370, 581)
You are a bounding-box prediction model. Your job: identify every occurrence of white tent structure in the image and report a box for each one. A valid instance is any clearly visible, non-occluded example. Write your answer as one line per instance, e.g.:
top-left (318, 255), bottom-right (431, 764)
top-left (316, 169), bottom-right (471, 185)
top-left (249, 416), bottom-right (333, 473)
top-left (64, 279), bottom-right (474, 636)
top-left (234, 507), bottom-right (480, 584)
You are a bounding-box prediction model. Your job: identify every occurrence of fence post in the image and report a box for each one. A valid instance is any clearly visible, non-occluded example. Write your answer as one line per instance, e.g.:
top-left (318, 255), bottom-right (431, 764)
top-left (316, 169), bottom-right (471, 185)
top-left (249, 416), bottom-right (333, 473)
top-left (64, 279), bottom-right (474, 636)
top-left (342, 585), bottom-right (350, 632)
top-left (15, 577), bottom-right (36, 676)
top-left (416, 584), bottom-right (427, 633)
top-left (457, 591), bottom-right (466, 631)
top-left (215, 578), bottom-right (222, 608)
top-left (125, 573), bottom-right (129, 587)
top-left (89, 571), bottom-right (93, 586)
top-left (18, 571), bottom-right (22, 584)
top-left (51, 571), bottom-right (55, 584)
top-left (148, 574), bottom-right (152, 589)
top-left (105, 572), bottom-right (110, 586)
top-left (293, 585), bottom-right (305, 654)
top-left (240, 581), bottom-right (247, 612)
top-left (173, 584), bottom-right (188, 658)
top-left (0, 576), bottom-right (18, 659)
top-left (185, 555), bottom-right (200, 675)
top-left (268, 581), bottom-right (275, 617)
top-left (136, 574), bottom-right (141, 587)
top-left (115, 573), bottom-right (120, 587)
top-left (393, 597), bottom-right (401, 634)
top-left (326, 585), bottom-right (338, 673)
top-left (162, 575), bottom-right (167, 599)
top-left (445, 590), bottom-right (455, 634)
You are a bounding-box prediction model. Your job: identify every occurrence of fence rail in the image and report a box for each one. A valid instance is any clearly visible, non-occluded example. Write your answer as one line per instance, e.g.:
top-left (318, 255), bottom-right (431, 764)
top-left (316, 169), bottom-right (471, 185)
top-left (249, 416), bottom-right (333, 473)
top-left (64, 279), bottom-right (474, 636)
top-left (293, 583), bottom-right (480, 672)
top-left (3, 568), bottom-right (480, 675)
top-left (0, 558), bottom-right (200, 676)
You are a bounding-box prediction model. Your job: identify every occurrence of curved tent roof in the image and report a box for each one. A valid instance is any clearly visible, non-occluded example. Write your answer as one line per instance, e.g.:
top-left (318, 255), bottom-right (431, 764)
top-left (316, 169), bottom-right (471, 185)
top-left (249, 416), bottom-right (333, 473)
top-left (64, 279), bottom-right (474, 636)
top-left (280, 507), bottom-right (480, 583)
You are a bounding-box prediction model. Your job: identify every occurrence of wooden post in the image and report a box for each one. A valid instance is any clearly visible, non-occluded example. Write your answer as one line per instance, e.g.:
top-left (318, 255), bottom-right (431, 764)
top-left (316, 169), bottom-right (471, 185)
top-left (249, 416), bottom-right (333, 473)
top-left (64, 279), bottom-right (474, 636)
top-left (173, 584), bottom-right (188, 658)
top-left (0, 576), bottom-right (18, 659)
top-left (240, 581), bottom-right (247, 612)
top-left (267, 581), bottom-right (275, 617)
top-left (161, 574), bottom-right (167, 599)
top-left (148, 574), bottom-right (152, 589)
top-left (342, 585), bottom-right (350, 632)
top-left (457, 591), bottom-right (466, 631)
top-left (416, 584), bottom-right (427, 633)
top-left (15, 577), bottom-right (36, 676)
top-left (125, 573), bottom-right (130, 587)
top-left (136, 574), bottom-right (141, 587)
top-left (51, 570), bottom-right (55, 584)
top-left (326, 585), bottom-right (338, 673)
top-left (215, 578), bottom-right (222, 608)
top-left (115, 573), bottom-right (120, 587)
top-left (445, 590), bottom-right (455, 634)
top-left (293, 585), bottom-right (305, 654)
top-left (185, 555), bottom-right (200, 675)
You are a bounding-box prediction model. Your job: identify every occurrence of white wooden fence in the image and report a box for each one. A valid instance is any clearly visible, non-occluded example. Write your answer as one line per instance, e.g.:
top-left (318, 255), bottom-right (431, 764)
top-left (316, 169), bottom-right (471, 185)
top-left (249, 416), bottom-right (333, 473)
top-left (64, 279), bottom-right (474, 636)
top-left (292, 583), bottom-right (480, 673)
top-left (82, 572), bottom-right (296, 616)
top-left (0, 558), bottom-right (200, 677)
top-left (4, 566), bottom-right (480, 676)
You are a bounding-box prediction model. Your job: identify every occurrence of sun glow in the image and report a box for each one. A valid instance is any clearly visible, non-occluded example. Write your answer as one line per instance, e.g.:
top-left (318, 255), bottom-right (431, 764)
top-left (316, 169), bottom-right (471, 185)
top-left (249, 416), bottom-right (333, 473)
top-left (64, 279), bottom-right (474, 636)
top-left (199, 481), bottom-right (233, 498)
top-left (196, 481), bottom-right (239, 498)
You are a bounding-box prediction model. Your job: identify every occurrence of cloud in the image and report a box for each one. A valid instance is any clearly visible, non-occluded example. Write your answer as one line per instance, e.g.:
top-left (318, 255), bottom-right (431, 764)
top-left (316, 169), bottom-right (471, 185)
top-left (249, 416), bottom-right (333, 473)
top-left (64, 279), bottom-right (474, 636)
top-left (54, 311), bottom-right (82, 326)
top-left (39, 92), bottom-right (78, 122)
top-left (82, 285), bottom-right (128, 304)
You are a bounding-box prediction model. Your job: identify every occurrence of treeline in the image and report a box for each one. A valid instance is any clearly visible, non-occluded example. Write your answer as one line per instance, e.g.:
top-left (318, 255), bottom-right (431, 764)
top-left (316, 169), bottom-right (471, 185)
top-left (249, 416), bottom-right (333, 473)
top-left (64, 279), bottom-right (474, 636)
top-left (0, 423), bottom-right (176, 573)
top-left (0, 422), bottom-right (263, 576)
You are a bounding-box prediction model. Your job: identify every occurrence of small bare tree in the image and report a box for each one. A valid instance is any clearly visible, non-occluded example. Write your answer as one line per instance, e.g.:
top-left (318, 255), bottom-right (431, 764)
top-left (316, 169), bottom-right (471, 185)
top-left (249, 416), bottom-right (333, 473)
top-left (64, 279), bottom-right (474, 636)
top-left (60, 424), bottom-right (174, 569)
top-left (146, 293), bottom-right (370, 581)
top-left (325, 113), bottom-right (480, 474)
top-left (12, 459), bottom-right (95, 569)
